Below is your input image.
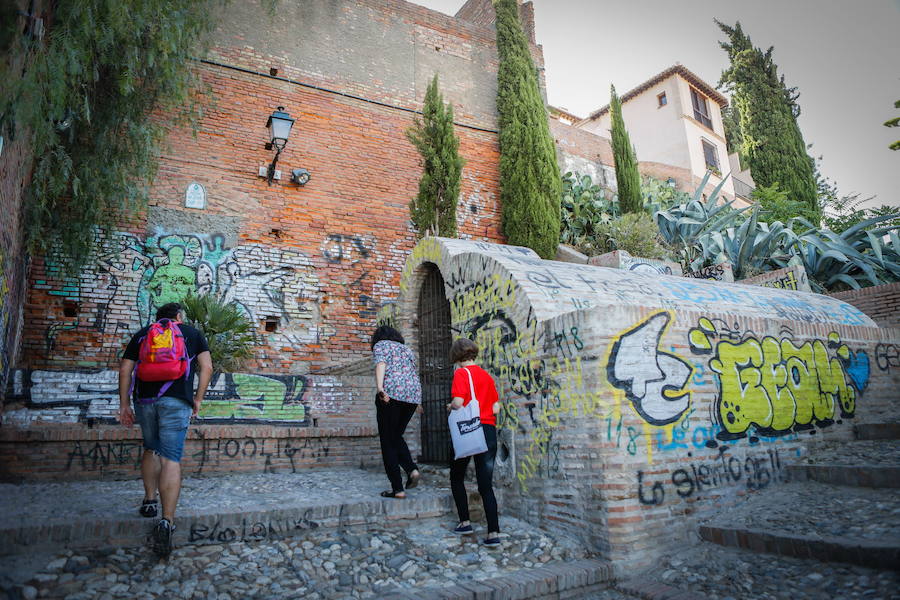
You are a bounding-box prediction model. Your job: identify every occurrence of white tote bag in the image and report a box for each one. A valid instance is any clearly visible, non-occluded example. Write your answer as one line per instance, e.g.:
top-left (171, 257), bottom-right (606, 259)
top-left (448, 367), bottom-right (489, 460)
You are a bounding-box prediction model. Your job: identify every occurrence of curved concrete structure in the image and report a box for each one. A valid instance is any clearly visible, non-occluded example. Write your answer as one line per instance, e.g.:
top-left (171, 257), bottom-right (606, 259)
top-left (397, 237), bottom-right (898, 570)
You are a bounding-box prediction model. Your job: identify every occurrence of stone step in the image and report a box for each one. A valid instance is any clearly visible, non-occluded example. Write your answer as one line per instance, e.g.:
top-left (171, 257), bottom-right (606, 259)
top-left (786, 464), bottom-right (900, 488)
top-left (632, 538), bottom-right (899, 599)
top-left (0, 468), bottom-right (455, 555)
top-left (854, 423), bottom-right (900, 441)
top-left (786, 439), bottom-right (900, 488)
top-left (698, 481), bottom-right (900, 571)
top-left (698, 525), bottom-right (899, 571)
top-left (381, 559), bottom-right (616, 600)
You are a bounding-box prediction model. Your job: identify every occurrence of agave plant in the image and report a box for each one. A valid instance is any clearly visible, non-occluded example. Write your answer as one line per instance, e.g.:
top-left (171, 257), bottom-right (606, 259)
top-left (560, 171), bottom-right (616, 252)
top-left (182, 292), bottom-right (256, 372)
top-left (654, 172), bottom-right (749, 271)
top-left (700, 205), bottom-right (798, 279)
top-left (789, 214), bottom-right (900, 291)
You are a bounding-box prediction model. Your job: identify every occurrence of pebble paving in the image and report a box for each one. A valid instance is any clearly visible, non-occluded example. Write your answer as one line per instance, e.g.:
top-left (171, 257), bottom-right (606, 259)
top-left (703, 481), bottom-right (900, 542)
top-left (0, 468), bottom-right (453, 530)
top-left (639, 540), bottom-right (900, 600)
top-left (0, 516), bottom-right (599, 600)
top-left (799, 440), bottom-right (900, 467)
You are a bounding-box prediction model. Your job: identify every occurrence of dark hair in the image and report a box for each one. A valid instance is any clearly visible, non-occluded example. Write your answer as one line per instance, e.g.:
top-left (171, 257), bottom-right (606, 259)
top-left (371, 325), bottom-right (405, 350)
top-left (450, 338), bottom-right (479, 363)
top-left (156, 302), bottom-right (183, 321)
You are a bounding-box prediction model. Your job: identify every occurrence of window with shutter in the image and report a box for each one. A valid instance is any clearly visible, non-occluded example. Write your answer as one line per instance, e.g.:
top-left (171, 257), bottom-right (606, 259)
top-left (690, 88), bottom-right (713, 129)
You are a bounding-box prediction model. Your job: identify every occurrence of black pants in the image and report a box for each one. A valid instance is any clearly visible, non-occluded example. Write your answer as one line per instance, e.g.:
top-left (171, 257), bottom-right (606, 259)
top-left (450, 424), bottom-right (499, 533)
top-left (375, 397), bottom-right (418, 493)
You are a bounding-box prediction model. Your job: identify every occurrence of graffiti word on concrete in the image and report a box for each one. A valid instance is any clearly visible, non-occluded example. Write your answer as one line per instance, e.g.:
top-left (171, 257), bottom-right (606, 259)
top-left (637, 448), bottom-right (784, 506)
top-left (450, 274), bottom-right (517, 323)
top-left (685, 264), bottom-right (731, 282)
top-left (689, 319), bottom-right (868, 440)
top-left (66, 441), bottom-right (145, 471)
top-left (875, 343), bottom-right (900, 372)
top-left (608, 311), bottom-right (693, 426)
top-left (190, 436), bottom-right (330, 474)
top-left (189, 513), bottom-right (319, 543)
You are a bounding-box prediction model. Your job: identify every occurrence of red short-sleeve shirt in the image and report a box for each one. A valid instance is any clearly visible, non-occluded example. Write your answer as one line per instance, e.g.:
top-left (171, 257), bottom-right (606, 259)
top-left (450, 365), bottom-right (499, 426)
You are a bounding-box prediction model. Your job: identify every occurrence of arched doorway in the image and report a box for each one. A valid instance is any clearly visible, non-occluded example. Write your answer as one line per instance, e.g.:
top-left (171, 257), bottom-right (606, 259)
top-left (417, 263), bottom-right (453, 463)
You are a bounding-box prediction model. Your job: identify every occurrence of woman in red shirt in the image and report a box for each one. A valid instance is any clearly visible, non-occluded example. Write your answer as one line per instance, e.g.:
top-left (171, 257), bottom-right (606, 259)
top-left (447, 338), bottom-right (501, 547)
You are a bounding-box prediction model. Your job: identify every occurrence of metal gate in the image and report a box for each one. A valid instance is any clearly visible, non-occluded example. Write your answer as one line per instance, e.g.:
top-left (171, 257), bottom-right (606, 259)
top-left (417, 264), bottom-right (454, 463)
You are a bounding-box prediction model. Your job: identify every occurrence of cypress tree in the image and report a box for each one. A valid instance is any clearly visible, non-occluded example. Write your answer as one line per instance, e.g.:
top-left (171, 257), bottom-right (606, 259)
top-left (406, 74), bottom-right (464, 238)
top-left (609, 85), bottom-right (643, 214)
top-left (717, 20), bottom-right (820, 223)
top-left (494, 0), bottom-right (561, 258)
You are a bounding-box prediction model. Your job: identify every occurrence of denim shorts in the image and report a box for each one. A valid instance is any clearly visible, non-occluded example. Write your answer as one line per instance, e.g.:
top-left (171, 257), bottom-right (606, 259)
top-left (134, 396), bottom-right (192, 463)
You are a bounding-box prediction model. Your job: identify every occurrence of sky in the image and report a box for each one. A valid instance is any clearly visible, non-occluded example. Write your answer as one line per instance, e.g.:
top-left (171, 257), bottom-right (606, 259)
top-left (415, 0), bottom-right (900, 209)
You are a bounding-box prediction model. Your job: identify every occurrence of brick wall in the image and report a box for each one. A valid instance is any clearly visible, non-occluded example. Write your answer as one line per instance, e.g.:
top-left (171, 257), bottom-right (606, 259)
top-left (18, 0), bottom-right (518, 377)
top-left (0, 423), bottom-right (381, 482)
top-left (829, 282), bottom-right (900, 329)
top-left (394, 237), bottom-right (900, 573)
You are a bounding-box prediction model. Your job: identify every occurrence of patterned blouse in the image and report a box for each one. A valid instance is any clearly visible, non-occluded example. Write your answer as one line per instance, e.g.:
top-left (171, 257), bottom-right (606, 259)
top-left (372, 340), bottom-right (422, 404)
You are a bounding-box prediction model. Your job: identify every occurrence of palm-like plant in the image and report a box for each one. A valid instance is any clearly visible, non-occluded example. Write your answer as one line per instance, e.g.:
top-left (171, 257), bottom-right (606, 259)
top-left (182, 292), bottom-right (255, 372)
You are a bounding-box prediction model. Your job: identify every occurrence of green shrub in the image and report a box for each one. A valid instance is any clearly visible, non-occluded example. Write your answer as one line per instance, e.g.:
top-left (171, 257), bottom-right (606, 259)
top-left (596, 212), bottom-right (669, 259)
top-left (182, 293), bottom-right (255, 373)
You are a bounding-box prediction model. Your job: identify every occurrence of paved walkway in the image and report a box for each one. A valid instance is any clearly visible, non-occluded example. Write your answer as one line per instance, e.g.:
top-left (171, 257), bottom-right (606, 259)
top-left (634, 540), bottom-right (899, 600)
top-left (0, 516), bottom-right (613, 600)
top-left (703, 480), bottom-right (900, 542)
top-left (798, 439), bottom-right (900, 467)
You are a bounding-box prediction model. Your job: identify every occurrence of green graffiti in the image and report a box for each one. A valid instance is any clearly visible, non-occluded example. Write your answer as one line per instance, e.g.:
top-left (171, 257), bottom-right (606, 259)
top-left (146, 246), bottom-right (197, 309)
top-left (199, 373), bottom-right (306, 421)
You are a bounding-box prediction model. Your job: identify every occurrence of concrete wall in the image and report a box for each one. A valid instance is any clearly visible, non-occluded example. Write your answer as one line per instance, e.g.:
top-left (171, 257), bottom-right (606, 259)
top-left (395, 237), bottom-right (899, 571)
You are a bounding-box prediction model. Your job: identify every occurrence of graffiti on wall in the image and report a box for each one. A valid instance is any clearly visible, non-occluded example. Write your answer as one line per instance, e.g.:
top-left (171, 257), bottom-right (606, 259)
top-left (607, 311), bottom-right (693, 426)
top-left (5, 368), bottom-right (311, 425)
top-left (637, 447), bottom-right (785, 506)
top-left (40, 231), bottom-right (331, 361)
top-left (688, 318), bottom-right (868, 440)
top-left (875, 343), bottom-right (899, 372)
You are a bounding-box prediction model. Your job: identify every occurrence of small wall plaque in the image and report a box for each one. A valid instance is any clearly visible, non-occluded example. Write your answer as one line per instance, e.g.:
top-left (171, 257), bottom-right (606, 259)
top-left (185, 182), bottom-right (206, 209)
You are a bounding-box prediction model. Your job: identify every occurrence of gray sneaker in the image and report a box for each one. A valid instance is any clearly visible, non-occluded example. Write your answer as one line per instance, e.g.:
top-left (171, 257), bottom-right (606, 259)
top-left (152, 518), bottom-right (175, 557)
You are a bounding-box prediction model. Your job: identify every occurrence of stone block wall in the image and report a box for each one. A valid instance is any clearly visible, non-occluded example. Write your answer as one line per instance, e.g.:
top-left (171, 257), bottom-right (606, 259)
top-left (395, 237), bottom-right (900, 572)
top-left (830, 281), bottom-right (900, 329)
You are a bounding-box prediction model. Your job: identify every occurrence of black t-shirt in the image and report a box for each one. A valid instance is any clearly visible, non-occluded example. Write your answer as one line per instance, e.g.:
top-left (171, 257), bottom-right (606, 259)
top-left (123, 322), bottom-right (210, 405)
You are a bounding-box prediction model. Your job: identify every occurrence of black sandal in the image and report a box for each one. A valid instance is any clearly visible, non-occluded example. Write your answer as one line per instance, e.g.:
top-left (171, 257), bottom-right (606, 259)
top-left (139, 498), bottom-right (158, 518)
top-left (405, 470), bottom-right (421, 489)
top-left (380, 490), bottom-right (406, 499)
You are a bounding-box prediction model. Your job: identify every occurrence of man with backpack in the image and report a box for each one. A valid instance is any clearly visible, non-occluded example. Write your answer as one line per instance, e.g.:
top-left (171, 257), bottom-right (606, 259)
top-left (117, 302), bottom-right (213, 557)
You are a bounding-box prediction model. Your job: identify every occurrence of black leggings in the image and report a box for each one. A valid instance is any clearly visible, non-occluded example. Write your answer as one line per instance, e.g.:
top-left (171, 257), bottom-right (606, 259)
top-left (450, 424), bottom-right (499, 533)
top-left (375, 397), bottom-right (418, 493)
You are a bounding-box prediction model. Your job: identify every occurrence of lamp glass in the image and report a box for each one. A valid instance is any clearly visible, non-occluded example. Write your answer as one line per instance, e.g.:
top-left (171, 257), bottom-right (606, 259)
top-left (267, 107), bottom-right (295, 149)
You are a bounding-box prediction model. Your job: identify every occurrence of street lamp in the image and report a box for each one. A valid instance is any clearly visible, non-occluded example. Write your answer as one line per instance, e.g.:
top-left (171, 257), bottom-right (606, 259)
top-left (264, 106), bottom-right (294, 185)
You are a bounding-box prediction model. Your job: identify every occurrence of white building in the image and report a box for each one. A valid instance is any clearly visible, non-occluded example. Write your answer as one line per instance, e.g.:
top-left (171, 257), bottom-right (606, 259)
top-left (576, 64), bottom-right (754, 204)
